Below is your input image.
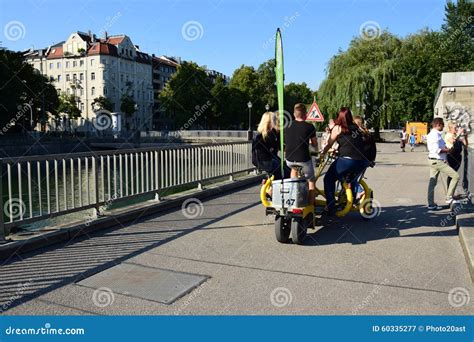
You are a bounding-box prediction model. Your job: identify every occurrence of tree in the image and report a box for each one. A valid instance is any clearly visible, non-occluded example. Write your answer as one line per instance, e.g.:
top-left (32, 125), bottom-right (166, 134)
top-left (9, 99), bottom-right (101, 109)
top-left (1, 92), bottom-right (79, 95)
top-left (257, 59), bottom-right (277, 110)
top-left (92, 96), bottom-right (114, 112)
top-left (120, 93), bottom-right (136, 131)
top-left (0, 49), bottom-right (59, 131)
top-left (318, 32), bottom-right (402, 136)
top-left (440, 0), bottom-right (474, 71)
top-left (390, 30), bottom-right (444, 122)
top-left (284, 82), bottom-right (313, 113)
top-left (159, 61), bottom-right (213, 129)
top-left (57, 94), bottom-right (81, 119)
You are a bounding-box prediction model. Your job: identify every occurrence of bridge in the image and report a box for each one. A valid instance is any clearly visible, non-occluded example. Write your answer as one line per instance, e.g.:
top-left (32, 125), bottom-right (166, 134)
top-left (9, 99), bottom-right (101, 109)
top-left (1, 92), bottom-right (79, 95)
top-left (0, 143), bottom-right (472, 315)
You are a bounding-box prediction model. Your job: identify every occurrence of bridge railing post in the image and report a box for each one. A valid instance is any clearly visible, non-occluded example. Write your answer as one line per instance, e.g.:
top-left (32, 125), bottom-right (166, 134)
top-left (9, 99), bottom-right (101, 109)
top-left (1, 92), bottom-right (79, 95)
top-left (229, 144), bottom-right (234, 181)
top-left (198, 146), bottom-right (203, 190)
top-left (0, 159), bottom-right (6, 243)
top-left (93, 155), bottom-right (101, 218)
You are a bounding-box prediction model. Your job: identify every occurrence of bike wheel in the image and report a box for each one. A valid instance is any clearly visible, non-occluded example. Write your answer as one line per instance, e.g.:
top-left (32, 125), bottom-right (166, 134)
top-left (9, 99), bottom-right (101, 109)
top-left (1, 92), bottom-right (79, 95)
top-left (291, 216), bottom-right (307, 245)
top-left (275, 215), bottom-right (290, 243)
top-left (361, 190), bottom-right (375, 220)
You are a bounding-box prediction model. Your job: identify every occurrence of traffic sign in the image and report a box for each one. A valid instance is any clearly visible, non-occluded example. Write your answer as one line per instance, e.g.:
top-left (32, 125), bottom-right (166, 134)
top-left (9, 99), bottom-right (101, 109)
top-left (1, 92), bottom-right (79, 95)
top-left (306, 101), bottom-right (324, 122)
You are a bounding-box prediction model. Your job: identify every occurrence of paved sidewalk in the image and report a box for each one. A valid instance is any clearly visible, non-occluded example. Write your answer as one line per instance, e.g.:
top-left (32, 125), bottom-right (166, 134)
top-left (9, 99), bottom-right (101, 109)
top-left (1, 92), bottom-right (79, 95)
top-left (2, 144), bottom-right (472, 315)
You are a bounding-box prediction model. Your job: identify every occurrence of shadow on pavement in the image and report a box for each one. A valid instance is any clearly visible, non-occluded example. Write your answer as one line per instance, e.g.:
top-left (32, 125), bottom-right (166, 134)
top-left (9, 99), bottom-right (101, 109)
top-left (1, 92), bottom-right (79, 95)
top-left (305, 204), bottom-right (457, 246)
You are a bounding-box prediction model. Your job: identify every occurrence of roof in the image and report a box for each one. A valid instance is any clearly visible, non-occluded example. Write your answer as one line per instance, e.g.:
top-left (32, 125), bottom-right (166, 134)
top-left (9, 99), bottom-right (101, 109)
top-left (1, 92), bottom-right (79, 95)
top-left (107, 35), bottom-right (125, 45)
top-left (47, 45), bottom-right (64, 59)
top-left (136, 51), bottom-right (151, 64)
top-left (152, 56), bottom-right (179, 68)
top-left (88, 42), bottom-right (118, 56)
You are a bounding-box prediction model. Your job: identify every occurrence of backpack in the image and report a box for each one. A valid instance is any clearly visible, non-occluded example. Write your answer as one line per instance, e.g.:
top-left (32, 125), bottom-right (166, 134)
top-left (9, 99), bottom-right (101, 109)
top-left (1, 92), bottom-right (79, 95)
top-left (362, 131), bottom-right (377, 166)
top-left (251, 133), bottom-right (261, 168)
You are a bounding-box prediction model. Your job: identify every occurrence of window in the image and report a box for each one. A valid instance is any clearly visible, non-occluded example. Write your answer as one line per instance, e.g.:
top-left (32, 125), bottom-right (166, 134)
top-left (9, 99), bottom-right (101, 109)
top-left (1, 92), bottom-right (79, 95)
top-left (57, 62), bottom-right (61, 68)
top-left (66, 74), bottom-right (70, 82)
top-left (57, 75), bottom-right (61, 82)
top-left (73, 74), bottom-right (77, 81)
top-left (91, 87), bottom-right (95, 96)
top-left (91, 72), bottom-right (95, 80)
top-left (80, 73), bottom-right (84, 81)
top-left (90, 59), bottom-right (95, 66)
top-left (79, 89), bottom-right (84, 96)
top-left (111, 73), bottom-right (115, 80)
top-left (66, 61), bottom-right (70, 68)
top-left (120, 74), bottom-right (124, 82)
top-left (66, 88), bottom-right (70, 95)
top-left (104, 86), bottom-right (108, 95)
top-left (80, 103), bottom-right (84, 111)
top-left (80, 60), bottom-right (84, 66)
top-left (49, 63), bottom-right (53, 69)
top-left (73, 61), bottom-right (77, 67)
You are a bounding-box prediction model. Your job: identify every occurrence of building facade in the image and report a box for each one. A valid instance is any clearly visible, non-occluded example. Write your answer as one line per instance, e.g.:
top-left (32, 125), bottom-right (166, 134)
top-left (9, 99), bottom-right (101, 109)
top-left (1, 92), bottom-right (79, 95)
top-left (24, 31), bottom-right (154, 132)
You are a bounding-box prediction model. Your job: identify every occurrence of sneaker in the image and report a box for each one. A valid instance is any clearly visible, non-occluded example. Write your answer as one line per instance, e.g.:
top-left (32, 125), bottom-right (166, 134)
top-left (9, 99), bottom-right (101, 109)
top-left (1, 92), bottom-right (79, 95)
top-left (445, 197), bottom-right (461, 204)
top-left (427, 204), bottom-right (442, 210)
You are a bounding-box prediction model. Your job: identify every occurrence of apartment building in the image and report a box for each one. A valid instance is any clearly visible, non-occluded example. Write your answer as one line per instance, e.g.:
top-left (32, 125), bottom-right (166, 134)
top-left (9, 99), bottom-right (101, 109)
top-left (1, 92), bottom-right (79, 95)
top-left (24, 31), bottom-right (154, 131)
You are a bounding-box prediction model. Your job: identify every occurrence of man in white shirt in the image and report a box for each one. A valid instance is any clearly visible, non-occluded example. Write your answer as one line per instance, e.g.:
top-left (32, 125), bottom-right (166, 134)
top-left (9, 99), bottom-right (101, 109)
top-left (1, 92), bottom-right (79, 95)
top-left (427, 117), bottom-right (460, 210)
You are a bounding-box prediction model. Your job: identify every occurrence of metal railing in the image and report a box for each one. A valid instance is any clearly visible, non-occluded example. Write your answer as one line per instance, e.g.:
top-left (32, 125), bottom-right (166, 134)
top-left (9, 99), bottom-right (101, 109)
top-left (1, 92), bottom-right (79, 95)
top-left (0, 141), bottom-right (253, 240)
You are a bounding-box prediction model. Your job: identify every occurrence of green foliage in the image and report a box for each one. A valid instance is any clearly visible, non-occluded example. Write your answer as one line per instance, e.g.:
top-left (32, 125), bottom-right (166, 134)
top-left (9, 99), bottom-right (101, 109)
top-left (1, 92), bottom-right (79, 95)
top-left (159, 61), bottom-right (213, 129)
top-left (120, 94), bottom-right (136, 117)
top-left (92, 96), bottom-right (114, 112)
top-left (57, 94), bottom-right (81, 119)
top-left (0, 49), bottom-right (59, 130)
top-left (284, 82), bottom-right (312, 113)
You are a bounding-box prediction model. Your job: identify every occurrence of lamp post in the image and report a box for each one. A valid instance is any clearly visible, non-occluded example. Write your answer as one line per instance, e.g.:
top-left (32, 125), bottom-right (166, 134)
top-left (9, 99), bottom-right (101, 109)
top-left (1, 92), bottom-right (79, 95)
top-left (247, 101), bottom-right (252, 141)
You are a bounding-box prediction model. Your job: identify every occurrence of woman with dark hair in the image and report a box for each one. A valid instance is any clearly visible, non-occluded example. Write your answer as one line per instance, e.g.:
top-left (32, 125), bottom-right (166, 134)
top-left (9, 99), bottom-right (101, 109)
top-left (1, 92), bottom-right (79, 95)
top-left (321, 107), bottom-right (369, 215)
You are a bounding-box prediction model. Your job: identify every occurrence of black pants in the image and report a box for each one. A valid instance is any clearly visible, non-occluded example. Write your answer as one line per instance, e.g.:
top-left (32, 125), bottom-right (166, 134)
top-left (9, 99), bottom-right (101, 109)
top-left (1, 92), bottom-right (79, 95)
top-left (447, 154), bottom-right (461, 189)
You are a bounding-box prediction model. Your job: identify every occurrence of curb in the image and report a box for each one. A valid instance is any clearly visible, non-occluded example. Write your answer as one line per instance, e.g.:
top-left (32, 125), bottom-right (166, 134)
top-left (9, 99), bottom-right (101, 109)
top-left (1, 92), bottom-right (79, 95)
top-left (456, 209), bottom-right (474, 283)
top-left (0, 175), bottom-right (263, 260)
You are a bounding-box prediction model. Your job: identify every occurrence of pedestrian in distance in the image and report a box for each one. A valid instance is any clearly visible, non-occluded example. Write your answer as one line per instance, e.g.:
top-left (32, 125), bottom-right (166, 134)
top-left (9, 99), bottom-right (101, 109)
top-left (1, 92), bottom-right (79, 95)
top-left (426, 117), bottom-right (461, 210)
top-left (400, 127), bottom-right (407, 152)
top-left (408, 132), bottom-right (416, 152)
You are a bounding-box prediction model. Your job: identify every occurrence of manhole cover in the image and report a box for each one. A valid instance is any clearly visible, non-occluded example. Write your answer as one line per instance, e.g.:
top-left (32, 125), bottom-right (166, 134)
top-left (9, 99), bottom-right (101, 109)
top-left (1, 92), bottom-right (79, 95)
top-left (77, 262), bottom-right (209, 304)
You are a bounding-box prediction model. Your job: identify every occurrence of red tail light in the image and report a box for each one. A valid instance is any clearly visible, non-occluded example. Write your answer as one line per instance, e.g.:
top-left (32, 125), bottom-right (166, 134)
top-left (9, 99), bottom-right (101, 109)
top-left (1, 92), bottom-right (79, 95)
top-left (292, 208), bottom-right (303, 214)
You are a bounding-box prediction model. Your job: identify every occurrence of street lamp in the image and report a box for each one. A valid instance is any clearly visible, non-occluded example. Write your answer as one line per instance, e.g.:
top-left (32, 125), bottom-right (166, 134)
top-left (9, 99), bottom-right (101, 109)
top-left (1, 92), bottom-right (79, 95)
top-left (265, 103), bottom-right (270, 111)
top-left (247, 101), bottom-right (252, 141)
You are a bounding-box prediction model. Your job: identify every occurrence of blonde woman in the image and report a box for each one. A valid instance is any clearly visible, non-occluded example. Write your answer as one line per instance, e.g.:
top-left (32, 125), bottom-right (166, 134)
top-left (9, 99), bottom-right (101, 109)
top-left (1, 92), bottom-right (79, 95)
top-left (254, 112), bottom-right (282, 178)
top-left (445, 121), bottom-right (467, 188)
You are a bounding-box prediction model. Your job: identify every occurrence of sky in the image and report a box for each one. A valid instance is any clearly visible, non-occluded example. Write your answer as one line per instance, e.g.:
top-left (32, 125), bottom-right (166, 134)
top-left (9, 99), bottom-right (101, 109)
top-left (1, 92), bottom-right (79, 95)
top-left (0, 0), bottom-right (448, 90)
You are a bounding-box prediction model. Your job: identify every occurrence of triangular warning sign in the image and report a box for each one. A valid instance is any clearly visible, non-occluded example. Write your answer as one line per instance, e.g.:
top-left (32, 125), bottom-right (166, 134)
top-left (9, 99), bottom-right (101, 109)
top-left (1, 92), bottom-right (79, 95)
top-left (306, 101), bottom-right (324, 122)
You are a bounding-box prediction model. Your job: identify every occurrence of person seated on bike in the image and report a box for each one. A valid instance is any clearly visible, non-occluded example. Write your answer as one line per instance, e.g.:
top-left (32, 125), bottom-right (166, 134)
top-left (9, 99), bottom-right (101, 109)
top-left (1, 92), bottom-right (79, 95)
top-left (284, 103), bottom-right (318, 203)
top-left (321, 107), bottom-right (369, 215)
top-left (253, 111), bottom-right (288, 180)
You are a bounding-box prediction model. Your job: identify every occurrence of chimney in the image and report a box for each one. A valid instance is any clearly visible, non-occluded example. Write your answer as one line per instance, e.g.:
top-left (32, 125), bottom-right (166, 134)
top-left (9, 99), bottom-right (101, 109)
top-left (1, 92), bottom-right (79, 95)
top-left (104, 31), bottom-right (108, 40)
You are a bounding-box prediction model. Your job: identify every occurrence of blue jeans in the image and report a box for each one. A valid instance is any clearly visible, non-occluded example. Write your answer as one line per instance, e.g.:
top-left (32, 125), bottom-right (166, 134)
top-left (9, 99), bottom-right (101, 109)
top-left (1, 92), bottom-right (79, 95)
top-left (324, 157), bottom-right (369, 212)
